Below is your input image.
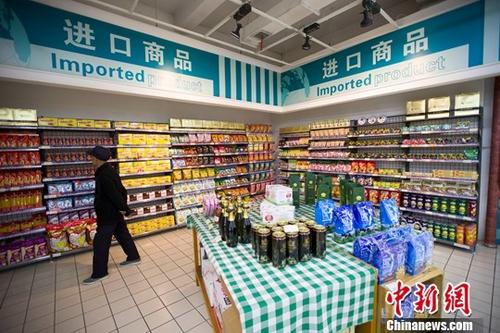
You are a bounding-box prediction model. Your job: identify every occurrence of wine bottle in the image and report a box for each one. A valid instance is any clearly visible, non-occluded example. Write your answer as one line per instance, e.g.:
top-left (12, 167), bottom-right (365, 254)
top-left (235, 197), bottom-right (244, 242)
top-left (226, 203), bottom-right (238, 247)
top-left (241, 203), bottom-right (252, 244)
top-left (218, 198), bottom-right (227, 241)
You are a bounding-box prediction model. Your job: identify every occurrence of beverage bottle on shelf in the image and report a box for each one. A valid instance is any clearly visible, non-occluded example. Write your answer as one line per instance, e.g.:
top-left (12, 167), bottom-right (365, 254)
top-left (226, 203), bottom-right (238, 248)
top-left (241, 202), bottom-right (252, 244)
top-left (218, 198), bottom-right (228, 241)
top-left (235, 196), bottom-right (244, 241)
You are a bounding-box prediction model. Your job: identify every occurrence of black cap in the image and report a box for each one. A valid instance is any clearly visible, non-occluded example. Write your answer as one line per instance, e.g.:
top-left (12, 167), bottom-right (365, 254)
top-left (88, 145), bottom-right (111, 161)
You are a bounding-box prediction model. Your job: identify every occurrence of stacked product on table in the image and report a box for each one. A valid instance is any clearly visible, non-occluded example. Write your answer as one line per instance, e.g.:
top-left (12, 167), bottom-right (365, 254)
top-left (279, 92), bottom-right (481, 250)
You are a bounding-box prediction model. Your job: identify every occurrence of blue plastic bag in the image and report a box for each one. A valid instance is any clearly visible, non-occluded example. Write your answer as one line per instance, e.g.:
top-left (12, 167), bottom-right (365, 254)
top-left (353, 201), bottom-right (374, 235)
top-left (333, 205), bottom-right (355, 243)
top-left (353, 232), bottom-right (385, 263)
top-left (406, 231), bottom-right (433, 275)
top-left (380, 199), bottom-right (400, 229)
top-left (315, 199), bottom-right (335, 228)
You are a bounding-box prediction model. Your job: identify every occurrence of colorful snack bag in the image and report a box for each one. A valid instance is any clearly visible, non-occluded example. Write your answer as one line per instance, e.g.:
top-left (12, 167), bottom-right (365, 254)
top-left (8, 241), bottom-right (23, 265)
top-left (86, 220), bottom-right (97, 245)
top-left (47, 224), bottom-right (70, 252)
top-left (67, 221), bottom-right (88, 249)
top-left (22, 239), bottom-right (35, 261)
top-left (0, 245), bottom-right (8, 266)
top-left (34, 237), bottom-right (48, 257)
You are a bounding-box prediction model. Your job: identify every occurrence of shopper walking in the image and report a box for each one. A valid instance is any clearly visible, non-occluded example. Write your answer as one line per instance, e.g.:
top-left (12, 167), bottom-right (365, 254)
top-left (83, 146), bottom-right (140, 285)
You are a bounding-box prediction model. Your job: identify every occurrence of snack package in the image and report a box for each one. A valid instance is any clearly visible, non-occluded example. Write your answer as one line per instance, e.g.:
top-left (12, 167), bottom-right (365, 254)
top-left (86, 220), bottom-right (97, 245)
top-left (353, 201), bottom-right (374, 235)
top-left (0, 245), bottom-right (8, 266)
top-left (8, 241), bottom-right (23, 265)
top-left (22, 239), bottom-right (35, 261)
top-left (315, 199), bottom-right (335, 229)
top-left (406, 231), bottom-right (433, 275)
top-left (380, 199), bottom-right (400, 229)
top-left (33, 237), bottom-right (48, 257)
top-left (333, 205), bottom-right (355, 243)
top-left (67, 221), bottom-right (88, 249)
top-left (47, 224), bottom-right (70, 252)
top-left (396, 290), bottom-right (415, 319)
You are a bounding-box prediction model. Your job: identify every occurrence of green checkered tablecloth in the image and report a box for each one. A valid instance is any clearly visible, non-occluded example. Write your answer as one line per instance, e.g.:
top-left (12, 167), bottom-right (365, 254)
top-left (189, 201), bottom-right (377, 333)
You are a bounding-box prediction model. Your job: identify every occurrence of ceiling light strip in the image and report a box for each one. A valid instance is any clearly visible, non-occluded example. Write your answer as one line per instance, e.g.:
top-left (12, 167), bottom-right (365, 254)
top-left (380, 9), bottom-right (399, 28)
top-left (86, 0), bottom-right (289, 65)
top-left (205, 15), bottom-right (232, 36)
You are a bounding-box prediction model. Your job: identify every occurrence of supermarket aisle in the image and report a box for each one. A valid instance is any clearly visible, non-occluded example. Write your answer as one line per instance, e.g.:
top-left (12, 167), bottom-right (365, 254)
top-left (0, 228), bottom-right (499, 333)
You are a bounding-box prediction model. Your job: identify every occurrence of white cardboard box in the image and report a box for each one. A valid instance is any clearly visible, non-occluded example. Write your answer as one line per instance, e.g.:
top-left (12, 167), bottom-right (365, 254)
top-left (265, 184), bottom-right (293, 206)
top-left (260, 199), bottom-right (295, 224)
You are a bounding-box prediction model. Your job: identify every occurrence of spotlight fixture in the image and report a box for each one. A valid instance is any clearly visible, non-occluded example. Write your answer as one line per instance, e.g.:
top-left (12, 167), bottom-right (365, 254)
top-left (231, 23), bottom-right (242, 40)
top-left (303, 22), bottom-right (320, 35)
top-left (302, 35), bottom-right (311, 50)
top-left (360, 0), bottom-right (380, 28)
top-left (233, 3), bottom-right (252, 21)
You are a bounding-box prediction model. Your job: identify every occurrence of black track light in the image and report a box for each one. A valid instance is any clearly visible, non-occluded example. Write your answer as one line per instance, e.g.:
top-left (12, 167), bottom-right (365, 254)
top-left (233, 3), bottom-right (252, 21)
top-left (302, 35), bottom-right (311, 50)
top-left (231, 23), bottom-right (242, 40)
top-left (360, 9), bottom-right (373, 28)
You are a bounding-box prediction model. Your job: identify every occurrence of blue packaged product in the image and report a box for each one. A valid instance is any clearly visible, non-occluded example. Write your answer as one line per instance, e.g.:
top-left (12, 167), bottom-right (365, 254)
top-left (315, 199), bottom-right (335, 228)
top-left (353, 232), bottom-right (385, 263)
top-left (395, 290), bottom-right (415, 319)
top-left (380, 199), bottom-right (400, 229)
top-left (353, 201), bottom-right (374, 235)
top-left (405, 231), bottom-right (433, 275)
top-left (372, 242), bottom-right (396, 283)
top-left (333, 205), bottom-right (355, 243)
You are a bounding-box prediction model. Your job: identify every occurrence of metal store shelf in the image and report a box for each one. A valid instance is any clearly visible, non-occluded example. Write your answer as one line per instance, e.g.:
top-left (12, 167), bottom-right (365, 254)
top-left (0, 147), bottom-right (39, 152)
top-left (44, 190), bottom-right (95, 200)
top-left (0, 184), bottom-right (44, 193)
top-left (110, 157), bottom-right (171, 162)
top-left (173, 178), bottom-right (215, 184)
top-left (173, 164), bottom-right (216, 170)
top-left (0, 255), bottom-right (51, 272)
top-left (170, 128), bottom-right (246, 134)
top-left (114, 128), bottom-right (169, 134)
top-left (128, 196), bottom-right (173, 206)
top-left (38, 126), bottom-right (115, 132)
top-left (0, 228), bottom-right (46, 241)
top-left (433, 237), bottom-right (474, 251)
top-left (215, 172), bottom-right (249, 179)
top-left (175, 203), bottom-right (202, 210)
top-left (120, 170), bottom-right (172, 177)
top-left (39, 145), bottom-right (115, 149)
top-left (279, 145), bottom-right (310, 149)
top-left (46, 205), bottom-right (94, 215)
top-left (0, 207), bottom-right (46, 220)
top-left (0, 165), bottom-right (42, 171)
top-left (43, 176), bottom-right (94, 182)
top-left (42, 161), bottom-right (91, 166)
top-left (399, 207), bottom-right (477, 222)
top-left (114, 145), bottom-right (171, 148)
top-left (174, 188), bottom-right (215, 197)
top-left (125, 183), bottom-right (173, 191)
top-left (248, 160), bottom-right (274, 164)
top-left (171, 154), bottom-right (214, 158)
top-left (125, 209), bottom-right (175, 222)
top-left (216, 183), bottom-right (249, 191)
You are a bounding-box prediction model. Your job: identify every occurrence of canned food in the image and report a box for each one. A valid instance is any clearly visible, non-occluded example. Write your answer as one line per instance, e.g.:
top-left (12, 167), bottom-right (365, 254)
top-left (305, 221), bottom-right (316, 229)
top-left (298, 227), bottom-right (311, 262)
top-left (256, 228), bottom-right (271, 264)
top-left (311, 225), bottom-right (327, 258)
top-left (271, 226), bottom-right (283, 233)
top-left (458, 200), bottom-right (466, 216)
top-left (297, 223), bottom-right (307, 229)
top-left (251, 224), bottom-right (262, 255)
top-left (417, 196), bottom-right (424, 210)
top-left (402, 194), bottom-right (409, 208)
top-left (431, 198), bottom-right (439, 212)
top-left (468, 200), bottom-right (477, 217)
top-left (288, 220), bottom-right (298, 225)
top-left (424, 197), bottom-right (431, 211)
top-left (277, 221), bottom-right (288, 227)
top-left (440, 199), bottom-right (448, 213)
top-left (272, 231), bottom-right (287, 269)
top-left (433, 224), bottom-right (441, 239)
top-left (448, 225), bottom-right (456, 241)
top-left (410, 195), bottom-right (417, 209)
top-left (456, 224), bottom-right (465, 244)
top-left (449, 200), bottom-right (457, 215)
top-left (286, 231), bottom-right (299, 265)
top-left (441, 226), bottom-right (448, 240)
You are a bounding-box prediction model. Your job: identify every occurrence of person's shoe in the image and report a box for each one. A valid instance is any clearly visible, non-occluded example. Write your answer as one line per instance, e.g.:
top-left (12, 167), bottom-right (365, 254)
top-left (82, 275), bottom-right (109, 285)
top-left (119, 258), bottom-right (141, 266)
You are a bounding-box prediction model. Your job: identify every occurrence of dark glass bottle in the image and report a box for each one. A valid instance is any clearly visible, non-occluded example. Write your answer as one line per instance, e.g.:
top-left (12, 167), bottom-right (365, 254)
top-left (241, 204), bottom-right (252, 244)
top-left (218, 199), bottom-right (227, 241)
top-left (226, 204), bottom-right (238, 248)
top-left (235, 197), bottom-right (244, 242)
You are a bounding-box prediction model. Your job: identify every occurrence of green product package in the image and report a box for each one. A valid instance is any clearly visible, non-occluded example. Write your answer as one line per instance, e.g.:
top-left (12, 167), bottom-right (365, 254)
top-left (316, 183), bottom-right (332, 201)
top-left (305, 172), bottom-right (316, 205)
top-left (349, 183), bottom-right (365, 205)
top-left (289, 174), bottom-right (301, 207)
top-left (317, 174), bottom-right (332, 187)
top-left (340, 179), bottom-right (350, 205)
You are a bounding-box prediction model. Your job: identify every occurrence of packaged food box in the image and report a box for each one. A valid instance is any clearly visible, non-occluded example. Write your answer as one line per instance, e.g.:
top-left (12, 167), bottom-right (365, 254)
top-left (132, 134), bottom-right (146, 145)
top-left (170, 118), bottom-right (182, 127)
top-left (57, 118), bottom-right (78, 127)
top-left (157, 123), bottom-right (169, 131)
top-left (13, 109), bottom-right (37, 121)
top-left (428, 97), bottom-right (450, 112)
top-left (0, 108), bottom-right (14, 121)
top-left (114, 121), bottom-right (130, 129)
top-left (77, 119), bottom-right (95, 128)
top-left (38, 117), bottom-right (59, 127)
top-left (406, 100), bottom-right (426, 114)
top-left (260, 199), bottom-right (295, 224)
top-left (94, 120), bottom-right (111, 128)
top-left (265, 184), bottom-right (293, 206)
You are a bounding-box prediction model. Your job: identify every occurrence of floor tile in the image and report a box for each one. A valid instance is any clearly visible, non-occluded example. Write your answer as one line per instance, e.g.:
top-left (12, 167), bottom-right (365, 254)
top-left (103, 279), bottom-right (127, 293)
top-left (118, 318), bottom-right (149, 333)
top-left (109, 295), bottom-right (136, 315)
top-left (138, 297), bottom-right (165, 316)
top-left (147, 273), bottom-right (170, 287)
top-left (159, 289), bottom-right (185, 306)
top-left (187, 292), bottom-right (204, 308)
top-left (56, 293), bottom-right (82, 311)
top-left (151, 319), bottom-right (183, 333)
top-left (83, 294), bottom-right (108, 312)
top-left (167, 298), bottom-right (194, 318)
top-left (187, 321), bottom-right (213, 333)
top-left (164, 268), bottom-right (185, 280)
top-left (54, 314), bottom-right (84, 333)
top-left (142, 267), bottom-right (163, 278)
top-left (153, 281), bottom-right (176, 295)
top-left (86, 316), bottom-right (117, 333)
top-left (113, 306), bottom-right (142, 328)
top-left (23, 312), bottom-right (54, 333)
top-left (55, 303), bottom-right (83, 324)
top-left (132, 287), bottom-right (157, 304)
top-left (84, 303), bottom-right (112, 325)
top-left (107, 287), bottom-right (131, 303)
top-left (144, 308), bottom-right (173, 330)
top-left (171, 274), bottom-right (192, 288)
top-left (26, 301), bottom-right (55, 321)
top-left (128, 280), bottom-right (150, 294)
top-left (175, 309), bottom-right (205, 332)
top-left (196, 305), bottom-right (210, 321)
top-left (2, 313), bottom-right (27, 331)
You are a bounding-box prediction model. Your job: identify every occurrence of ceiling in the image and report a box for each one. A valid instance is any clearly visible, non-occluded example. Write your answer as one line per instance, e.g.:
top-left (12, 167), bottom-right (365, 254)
top-left (74, 0), bottom-right (446, 66)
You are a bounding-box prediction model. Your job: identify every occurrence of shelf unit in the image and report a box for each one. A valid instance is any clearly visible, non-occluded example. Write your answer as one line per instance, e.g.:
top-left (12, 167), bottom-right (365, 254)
top-left (279, 109), bottom-right (482, 251)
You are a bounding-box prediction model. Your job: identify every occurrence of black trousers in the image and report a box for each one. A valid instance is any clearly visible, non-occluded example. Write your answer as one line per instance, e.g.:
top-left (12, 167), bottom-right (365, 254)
top-left (92, 219), bottom-right (140, 278)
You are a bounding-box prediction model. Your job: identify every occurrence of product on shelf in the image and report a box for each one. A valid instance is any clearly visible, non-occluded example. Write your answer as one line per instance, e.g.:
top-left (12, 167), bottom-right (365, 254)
top-left (214, 155), bottom-right (248, 165)
top-left (211, 134), bottom-right (247, 143)
top-left (128, 201), bottom-right (173, 217)
top-left (117, 133), bottom-right (170, 146)
top-left (310, 162), bottom-right (351, 173)
top-left (0, 190), bottom-right (42, 213)
top-left (250, 181), bottom-right (272, 195)
top-left (172, 156), bottom-right (214, 168)
top-left (279, 149), bottom-right (309, 158)
top-left (280, 137), bottom-right (309, 147)
top-left (127, 215), bottom-right (175, 235)
top-left (309, 150), bottom-right (350, 158)
top-left (128, 188), bottom-right (173, 203)
top-left (116, 147), bottom-right (169, 159)
top-left (310, 128), bottom-right (350, 138)
top-left (401, 120), bottom-right (475, 133)
top-left (248, 161), bottom-right (273, 172)
top-left (0, 214), bottom-right (47, 236)
top-left (0, 170), bottom-right (42, 188)
top-left (0, 151), bottom-right (41, 167)
top-left (284, 160), bottom-right (309, 171)
top-left (176, 206), bottom-right (203, 225)
top-left (172, 168), bottom-right (215, 182)
top-left (0, 108), bottom-right (37, 123)
top-left (213, 146), bottom-right (247, 154)
top-left (0, 236), bottom-right (48, 267)
top-left (248, 171), bottom-right (273, 183)
top-left (350, 139), bottom-right (400, 146)
top-left (248, 152), bottom-right (273, 161)
top-left (215, 177), bottom-right (249, 188)
top-left (174, 179), bottom-right (215, 194)
top-left (114, 121), bottom-right (169, 131)
top-left (171, 146), bottom-right (214, 156)
top-left (122, 175), bottom-right (172, 188)
top-left (119, 160), bottom-right (171, 174)
top-left (401, 180), bottom-right (477, 197)
top-left (310, 118), bottom-right (350, 130)
top-left (401, 136), bottom-right (477, 146)
top-left (47, 218), bottom-right (96, 252)
top-left (41, 132), bottom-right (113, 146)
top-left (38, 117), bottom-right (111, 128)
top-left (215, 165), bottom-right (248, 177)
top-left (174, 189), bottom-right (215, 209)
top-left (44, 151), bottom-right (91, 163)
top-left (357, 116), bottom-right (387, 126)
top-left (45, 165), bottom-right (94, 179)
top-left (171, 118), bottom-right (244, 130)
top-left (0, 132), bottom-right (40, 148)
top-left (171, 133), bottom-right (211, 144)
top-left (352, 127), bottom-right (401, 136)
top-left (246, 124), bottom-right (272, 133)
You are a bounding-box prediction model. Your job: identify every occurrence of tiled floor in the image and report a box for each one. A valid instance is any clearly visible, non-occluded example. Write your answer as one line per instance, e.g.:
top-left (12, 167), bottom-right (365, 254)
top-left (0, 228), bottom-right (499, 333)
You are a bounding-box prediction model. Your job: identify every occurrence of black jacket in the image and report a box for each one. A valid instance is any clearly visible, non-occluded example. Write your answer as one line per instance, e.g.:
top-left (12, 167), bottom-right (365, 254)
top-left (94, 163), bottom-right (130, 224)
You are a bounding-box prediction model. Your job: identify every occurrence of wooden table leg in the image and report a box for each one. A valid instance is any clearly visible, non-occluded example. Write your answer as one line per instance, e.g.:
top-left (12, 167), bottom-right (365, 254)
top-left (192, 227), bottom-right (199, 286)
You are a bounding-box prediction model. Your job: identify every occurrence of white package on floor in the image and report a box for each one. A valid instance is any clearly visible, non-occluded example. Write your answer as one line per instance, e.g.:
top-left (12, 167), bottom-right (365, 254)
top-left (260, 199), bottom-right (295, 224)
top-left (265, 184), bottom-right (293, 205)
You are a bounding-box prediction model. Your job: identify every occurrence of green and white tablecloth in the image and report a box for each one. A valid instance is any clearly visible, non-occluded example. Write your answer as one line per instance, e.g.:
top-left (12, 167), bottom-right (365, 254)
top-left (189, 202), bottom-right (377, 333)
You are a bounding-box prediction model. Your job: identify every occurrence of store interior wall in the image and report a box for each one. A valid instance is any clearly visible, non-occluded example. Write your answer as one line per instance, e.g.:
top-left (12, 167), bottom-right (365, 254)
top-left (0, 79), bottom-right (493, 241)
